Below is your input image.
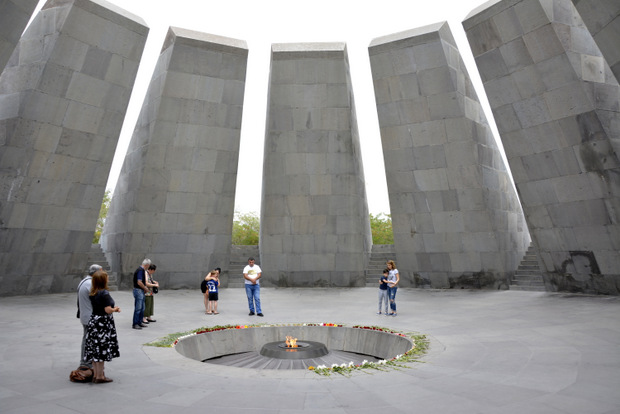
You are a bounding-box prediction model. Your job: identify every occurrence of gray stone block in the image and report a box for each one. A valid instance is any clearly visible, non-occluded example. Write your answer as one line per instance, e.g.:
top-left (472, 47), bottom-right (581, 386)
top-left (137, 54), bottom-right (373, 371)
top-left (102, 27), bottom-right (247, 289)
top-left (0, 0), bottom-right (147, 296)
top-left (370, 22), bottom-right (529, 289)
top-left (465, 0), bottom-right (620, 294)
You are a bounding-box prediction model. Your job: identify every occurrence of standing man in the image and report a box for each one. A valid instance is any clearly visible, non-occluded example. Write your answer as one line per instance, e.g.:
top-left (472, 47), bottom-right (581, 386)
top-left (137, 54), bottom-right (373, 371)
top-left (243, 257), bottom-right (263, 316)
top-left (77, 264), bottom-right (102, 367)
top-left (132, 258), bottom-right (151, 329)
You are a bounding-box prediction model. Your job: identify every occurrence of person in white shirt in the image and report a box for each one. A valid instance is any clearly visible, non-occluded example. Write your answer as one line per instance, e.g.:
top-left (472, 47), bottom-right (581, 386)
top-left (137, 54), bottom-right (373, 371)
top-left (386, 260), bottom-right (400, 316)
top-left (243, 257), bottom-right (263, 316)
top-left (77, 264), bottom-right (102, 367)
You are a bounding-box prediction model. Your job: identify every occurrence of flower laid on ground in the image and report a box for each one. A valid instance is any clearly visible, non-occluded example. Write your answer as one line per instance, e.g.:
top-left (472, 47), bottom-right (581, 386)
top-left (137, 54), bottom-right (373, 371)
top-left (309, 326), bottom-right (429, 377)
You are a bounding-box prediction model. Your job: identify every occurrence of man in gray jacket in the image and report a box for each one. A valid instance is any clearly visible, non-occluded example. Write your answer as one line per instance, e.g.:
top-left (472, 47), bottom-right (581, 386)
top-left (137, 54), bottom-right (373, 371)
top-left (77, 264), bottom-right (102, 368)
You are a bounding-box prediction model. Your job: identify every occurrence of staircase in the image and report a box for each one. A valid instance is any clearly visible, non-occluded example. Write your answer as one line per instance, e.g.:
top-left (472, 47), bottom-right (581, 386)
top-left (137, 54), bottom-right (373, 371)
top-left (365, 245), bottom-right (395, 287)
top-left (87, 244), bottom-right (117, 290)
top-left (510, 243), bottom-right (545, 291)
top-left (226, 245), bottom-right (260, 288)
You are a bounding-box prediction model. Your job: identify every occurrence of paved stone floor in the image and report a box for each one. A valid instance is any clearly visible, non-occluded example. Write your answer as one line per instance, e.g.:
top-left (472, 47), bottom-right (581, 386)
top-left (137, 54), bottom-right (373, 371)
top-left (1, 287), bottom-right (619, 413)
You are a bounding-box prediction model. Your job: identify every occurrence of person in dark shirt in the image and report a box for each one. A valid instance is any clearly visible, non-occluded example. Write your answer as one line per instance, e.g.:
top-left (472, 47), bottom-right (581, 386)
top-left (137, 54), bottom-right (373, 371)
top-left (132, 258), bottom-right (151, 329)
top-left (378, 268), bottom-right (389, 315)
top-left (84, 270), bottom-right (120, 383)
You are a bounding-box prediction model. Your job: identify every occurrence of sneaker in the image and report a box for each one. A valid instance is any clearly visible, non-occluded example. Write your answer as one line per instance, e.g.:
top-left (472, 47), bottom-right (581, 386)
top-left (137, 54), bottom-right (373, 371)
top-left (249, 311), bottom-right (255, 316)
top-left (377, 312), bottom-right (382, 315)
top-left (132, 324), bottom-right (142, 329)
top-left (139, 323), bottom-right (148, 327)
top-left (257, 313), bottom-right (264, 317)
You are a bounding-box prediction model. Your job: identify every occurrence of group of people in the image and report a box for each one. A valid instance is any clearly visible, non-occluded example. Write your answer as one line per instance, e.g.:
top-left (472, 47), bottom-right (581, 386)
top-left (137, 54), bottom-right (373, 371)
top-left (76, 256), bottom-right (398, 383)
top-left (132, 258), bottom-right (159, 330)
top-left (201, 268), bottom-right (221, 314)
top-left (77, 265), bottom-right (120, 383)
top-left (76, 259), bottom-right (159, 384)
top-left (378, 260), bottom-right (400, 316)
top-left (200, 257), bottom-right (264, 316)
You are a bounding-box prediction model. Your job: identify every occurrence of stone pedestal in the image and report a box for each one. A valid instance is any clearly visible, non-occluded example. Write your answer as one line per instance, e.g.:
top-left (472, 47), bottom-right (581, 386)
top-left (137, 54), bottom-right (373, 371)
top-left (464, 0), bottom-right (620, 294)
top-left (369, 22), bottom-right (530, 289)
top-left (0, 0), bottom-right (147, 295)
top-left (260, 43), bottom-right (372, 287)
top-left (101, 27), bottom-right (247, 289)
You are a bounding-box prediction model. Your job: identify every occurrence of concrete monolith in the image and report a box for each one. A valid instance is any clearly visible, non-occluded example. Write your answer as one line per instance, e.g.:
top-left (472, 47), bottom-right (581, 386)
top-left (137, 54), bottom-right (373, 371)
top-left (369, 22), bottom-right (530, 289)
top-left (260, 43), bottom-right (372, 287)
top-left (464, 0), bottom-right (620, 294)
top-left (0, 0), bottom-right (147, 296)
top-left (101, 27), bottom-right (248, 289)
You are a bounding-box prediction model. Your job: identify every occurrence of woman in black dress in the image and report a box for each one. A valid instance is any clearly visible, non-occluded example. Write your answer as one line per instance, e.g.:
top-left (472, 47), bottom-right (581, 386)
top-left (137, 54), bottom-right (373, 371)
top-left (85, 270), bottom-right (121, 383)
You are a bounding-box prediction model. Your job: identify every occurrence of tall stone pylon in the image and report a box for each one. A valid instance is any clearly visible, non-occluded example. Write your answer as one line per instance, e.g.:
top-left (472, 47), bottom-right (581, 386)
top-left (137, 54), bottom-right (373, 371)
top-left (260, 43), bottom-right (372, 287)
top-left (0, 0), bottom-right (148, 296)
top-left (464, 0), bottom-right (620, 294)
top-left (369, 22), bottom-right (530, 289)
top-left (101, 28), bottom-right (248, 289)
top-left (0, 0), bottom-right (39, 73)
top-left (570, 0), bottom-right (620, 82)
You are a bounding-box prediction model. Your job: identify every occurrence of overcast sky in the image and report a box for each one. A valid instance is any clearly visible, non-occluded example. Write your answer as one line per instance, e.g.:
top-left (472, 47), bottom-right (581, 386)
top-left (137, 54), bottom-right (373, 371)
top-left (33, 0), bottom-right (494, 215)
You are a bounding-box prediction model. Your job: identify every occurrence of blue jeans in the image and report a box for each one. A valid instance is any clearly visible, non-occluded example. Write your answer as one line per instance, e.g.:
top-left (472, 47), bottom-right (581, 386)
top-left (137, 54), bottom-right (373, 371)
top-left (245, 283), bottom-right (261, 313)
top-left (133, 288), bottom-right (145, 326)
top-left (388, 286), bottom-right (398, 312)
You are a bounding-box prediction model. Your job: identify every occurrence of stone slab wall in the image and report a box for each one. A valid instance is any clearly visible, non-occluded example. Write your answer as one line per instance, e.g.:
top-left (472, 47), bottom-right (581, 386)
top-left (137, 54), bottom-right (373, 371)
top-left (101, 27), bottom-right (247, 289)
top-left (260, 43), bottom-right (372, 287)
top-left (369, 22), bottom-right (530, 289)
top-left (571, 0), bottom-right (620, 82)
top-left (0, 0), bottom-right (39, 73)
top-left (464, 0), bottom-right (620, 294)
top-left (0, 0), bottom-right (147, 295)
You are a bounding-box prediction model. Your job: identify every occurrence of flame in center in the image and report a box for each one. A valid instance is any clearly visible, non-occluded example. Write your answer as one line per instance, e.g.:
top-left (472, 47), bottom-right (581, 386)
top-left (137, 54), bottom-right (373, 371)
top-left (285, 335), bottom-right (298, 348)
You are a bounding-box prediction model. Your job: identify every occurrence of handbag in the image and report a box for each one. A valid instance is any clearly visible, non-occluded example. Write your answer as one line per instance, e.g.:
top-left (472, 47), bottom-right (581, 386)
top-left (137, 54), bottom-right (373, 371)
top-left (70, 366), bottom-right (93, 383)
top-left (153, 287), bottom-right (158, 294)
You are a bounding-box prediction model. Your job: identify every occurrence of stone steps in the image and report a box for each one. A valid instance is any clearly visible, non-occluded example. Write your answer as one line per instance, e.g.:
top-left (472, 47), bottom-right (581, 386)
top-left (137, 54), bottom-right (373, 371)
top-left (87, 244), bottom-right (117, 290)
top-left (365, 245), bottom-right (395, 287)
top-left (510, 244), bottom-right (545, 292)
top-left (225, 245), bottom-right (259, 288)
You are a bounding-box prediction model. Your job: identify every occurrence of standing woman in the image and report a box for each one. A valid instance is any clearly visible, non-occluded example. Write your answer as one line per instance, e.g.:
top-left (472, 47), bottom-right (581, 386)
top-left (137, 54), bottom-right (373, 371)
top-left (386, 260), bottom-right (400, 316)
top-left (85, 270), bottom-right (121, 383)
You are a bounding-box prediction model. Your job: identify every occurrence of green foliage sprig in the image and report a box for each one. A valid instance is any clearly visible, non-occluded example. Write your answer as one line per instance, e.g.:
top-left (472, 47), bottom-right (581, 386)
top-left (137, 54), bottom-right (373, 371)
top-left (92, 190), bottom-right (111, 244)
top-left (369, 213), bottom-right (394, 245)
top-left (232, 211), bottom-right (259, 245)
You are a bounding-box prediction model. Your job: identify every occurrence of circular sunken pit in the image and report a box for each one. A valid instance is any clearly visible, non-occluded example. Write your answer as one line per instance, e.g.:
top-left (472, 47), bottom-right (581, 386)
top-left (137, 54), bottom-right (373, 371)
top-left (174, 324), bottom-right (414, 370)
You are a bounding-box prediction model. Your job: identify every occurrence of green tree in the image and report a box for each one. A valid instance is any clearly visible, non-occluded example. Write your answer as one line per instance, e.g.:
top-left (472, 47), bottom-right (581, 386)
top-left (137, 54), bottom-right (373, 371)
top-left (370, 213), bottom-right (394, 245)
top-left (92, 190), bottom-right (111, 244)
top-left (232, 211), bottom-right (259, 245)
